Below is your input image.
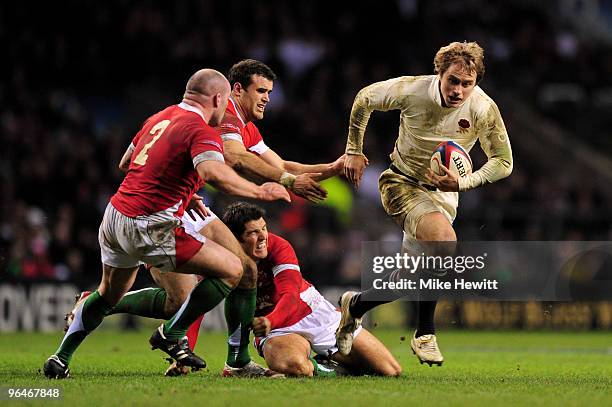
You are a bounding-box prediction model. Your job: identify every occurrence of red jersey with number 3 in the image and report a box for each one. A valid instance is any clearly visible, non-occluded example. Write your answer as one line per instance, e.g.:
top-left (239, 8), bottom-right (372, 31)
top-left (255, 233), bottom-right (314, 329)
top-left (216, 98), bottom-right (269, 155)
top-left (111, 103), bottom-right (224, 218)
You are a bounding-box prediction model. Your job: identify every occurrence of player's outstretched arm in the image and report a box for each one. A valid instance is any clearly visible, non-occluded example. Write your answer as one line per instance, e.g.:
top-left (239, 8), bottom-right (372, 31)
top-left (281, 156), bottom-right (345, 181)
top-left (224, 140), bottom-right (327, 203)
top-left (224, 140), bottom-right (285, 182)
top-left (261, 150), bottom-right (345, 181)
top-left (196, 160), bottom-right (290, 202)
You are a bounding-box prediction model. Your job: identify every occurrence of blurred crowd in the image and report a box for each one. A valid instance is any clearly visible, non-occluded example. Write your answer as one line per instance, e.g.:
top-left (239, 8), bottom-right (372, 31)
top-left (2, 0), bottom-right (612, 288)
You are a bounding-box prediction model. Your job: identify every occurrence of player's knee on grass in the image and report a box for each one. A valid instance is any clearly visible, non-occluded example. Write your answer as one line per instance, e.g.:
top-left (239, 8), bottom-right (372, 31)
top-left (378, 360), bottom-right (402, 377)
top-left (263, 336), bottom-right (314, 377)
top-left (337, 329), bottom-right (402, 377)
top-left (268, 356), bottom-right (314, 377)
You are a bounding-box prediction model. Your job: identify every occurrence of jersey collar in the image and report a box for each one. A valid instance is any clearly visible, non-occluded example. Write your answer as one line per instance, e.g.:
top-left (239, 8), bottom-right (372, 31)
top-left (178, 102), bottom-right (206, 122)
top-left (228, 97), bottom-right (247, 126)
top-left (429, 76), bottom-right (446, 108)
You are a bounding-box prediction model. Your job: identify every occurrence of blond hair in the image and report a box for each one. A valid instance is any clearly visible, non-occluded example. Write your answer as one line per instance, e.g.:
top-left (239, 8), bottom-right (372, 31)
top-left (434, 42), bottom-right (485, 83)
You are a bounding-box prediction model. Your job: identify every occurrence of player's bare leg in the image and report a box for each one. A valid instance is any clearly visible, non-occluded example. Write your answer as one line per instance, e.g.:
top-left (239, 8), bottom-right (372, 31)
top-left (45, 264), bottom-right (139, 378)
top-left (332, 329), bottom-right (401, 376)
top-left (64, 262), bottom-right (201, 376)
top-left (336, 210), bottom-right (455, 361)
top-left (160, 218), bottom-right (262, 376)
top-left (149, 238), bottom-right (242, 371)
top-left (409, 211), bottom-right (456, 366)
top-left (150, 270), bottom-right (198, 317)
top-left (201, 219), bottom-right (265, 375)
top-left (146, 269), bottom-right (199, 376)
top-left (262, 334), bottom-right (315, 377)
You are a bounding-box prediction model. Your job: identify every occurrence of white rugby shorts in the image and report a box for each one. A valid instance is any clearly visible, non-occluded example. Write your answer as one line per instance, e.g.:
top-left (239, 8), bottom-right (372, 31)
top-left (254, 287), bottom-right (363, 357)
top-left (180, 208), bottom-right (219, 233)
top-left (98, 202), bottom-right (207, 272)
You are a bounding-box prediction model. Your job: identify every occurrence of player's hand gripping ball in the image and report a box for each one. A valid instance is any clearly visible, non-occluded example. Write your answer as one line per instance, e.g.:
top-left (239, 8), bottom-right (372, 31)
top-left (430, 141), bottom-right (472, 178)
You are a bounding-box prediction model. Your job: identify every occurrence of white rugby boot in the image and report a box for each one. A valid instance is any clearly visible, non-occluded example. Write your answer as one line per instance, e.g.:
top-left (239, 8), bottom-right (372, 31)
top-left (335, 291), bottom-right (362, 355)
top-left (410, 331), bottom-right (444, 366)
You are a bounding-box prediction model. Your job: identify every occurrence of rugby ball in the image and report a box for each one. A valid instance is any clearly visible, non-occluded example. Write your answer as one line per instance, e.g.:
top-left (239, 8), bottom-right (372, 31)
top-left (430, 141), bottom-right (472, 177)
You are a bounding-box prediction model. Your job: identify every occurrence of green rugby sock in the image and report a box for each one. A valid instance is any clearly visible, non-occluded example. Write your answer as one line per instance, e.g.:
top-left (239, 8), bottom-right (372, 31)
top-left (163, 278), bottom-right (232, 340)
top-left (55, 290), bottom-right (112, 364)
top-left (224, 288), bottom-right (256, 368)
top-left (108, 287), bottom-right (168, 319)
top-left (309, 357), bottom-right (337, 377)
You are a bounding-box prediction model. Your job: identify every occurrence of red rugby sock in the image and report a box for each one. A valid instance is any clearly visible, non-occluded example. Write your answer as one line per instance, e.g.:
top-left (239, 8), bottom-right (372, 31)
top-left (186, 314), bottom-right (205, 350)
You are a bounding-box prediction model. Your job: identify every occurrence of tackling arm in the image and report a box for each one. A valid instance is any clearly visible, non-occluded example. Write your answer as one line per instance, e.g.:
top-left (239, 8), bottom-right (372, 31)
top-left (223, 139), bottom-right (285, 183)
top-left (261, 149), bottom-right (345, 181)
top-left (196, 160), bottom-right (290, 202)
top-left (224, 140), bottom-right (327, 202)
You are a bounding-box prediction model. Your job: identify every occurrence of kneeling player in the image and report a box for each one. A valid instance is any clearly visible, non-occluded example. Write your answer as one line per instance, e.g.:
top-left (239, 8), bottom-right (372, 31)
top-left (222, 202), bottom-right (402, 377)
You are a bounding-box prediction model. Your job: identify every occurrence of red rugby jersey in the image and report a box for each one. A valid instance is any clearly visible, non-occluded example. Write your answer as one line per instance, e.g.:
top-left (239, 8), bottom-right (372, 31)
top-left (255, 233), bottom-right (315, 329)
top-left (111, 103), bottom-right (224, 217)
top-left (216, 98), bottom-right (269, 155)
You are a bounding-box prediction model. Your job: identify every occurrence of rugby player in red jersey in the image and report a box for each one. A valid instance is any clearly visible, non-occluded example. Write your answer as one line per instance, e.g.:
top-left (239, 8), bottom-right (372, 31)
top-left (219, 59), bottom-right (345, 203)
top-left (43, 69), bottom-right (290, 379)
top-left (86, 60), bottom-right (345, 377)
top-left (223, 201), bottom-right (401, 377)
top-left (169, 60), bottom-right (345, 377)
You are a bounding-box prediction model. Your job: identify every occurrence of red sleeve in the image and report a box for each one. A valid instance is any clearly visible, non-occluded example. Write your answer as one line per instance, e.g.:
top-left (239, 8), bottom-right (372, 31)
top-left (269, 235), bottom-right (299, 265)
top-left (216, 114), bottom-right (244, 142)
top-left (245, 123), bottom-right (263, 145)
top-left (244, 124), bottom-right (268, 155)
top-left (263, 234), bottom-right (303, 329)
top-left (188, 124), bottom-right (224, 165)
top-left (265, 269), bottom-right (302, 330)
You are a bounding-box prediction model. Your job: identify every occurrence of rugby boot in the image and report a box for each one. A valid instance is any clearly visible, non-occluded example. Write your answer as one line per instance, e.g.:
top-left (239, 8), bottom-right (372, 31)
top-left (410, 331), bottom-right (444, 366)
top-left (335, 291), bottom-right (362, 355)
top-left (43, 355), bottom-right (70, 379)
top-left (149, 326), bottom-right (206, 371)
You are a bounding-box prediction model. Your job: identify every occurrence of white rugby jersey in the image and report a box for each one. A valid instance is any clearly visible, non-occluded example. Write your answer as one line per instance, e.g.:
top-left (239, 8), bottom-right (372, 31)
top-left (345, 75), bottom-right (513, 191)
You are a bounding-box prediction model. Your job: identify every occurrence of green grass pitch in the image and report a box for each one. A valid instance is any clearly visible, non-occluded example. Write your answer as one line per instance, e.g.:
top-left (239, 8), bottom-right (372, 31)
top-left (2, 329), bottom-right (610, 406)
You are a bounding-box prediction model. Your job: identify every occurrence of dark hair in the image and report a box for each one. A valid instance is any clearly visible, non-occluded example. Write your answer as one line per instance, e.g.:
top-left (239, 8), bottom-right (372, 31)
top-left (222, 201), bottom-right (266, 239)
top-left (227, 59), bottom-right (277, 89)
